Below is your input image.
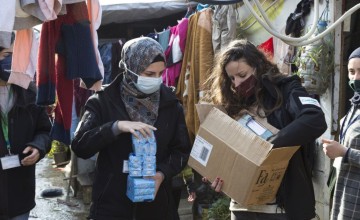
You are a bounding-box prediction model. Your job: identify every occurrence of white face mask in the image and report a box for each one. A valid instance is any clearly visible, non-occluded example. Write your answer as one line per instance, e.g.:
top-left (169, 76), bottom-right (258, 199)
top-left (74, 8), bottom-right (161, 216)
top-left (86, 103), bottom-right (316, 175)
top-left (127, 68), bottom-right (163, 94)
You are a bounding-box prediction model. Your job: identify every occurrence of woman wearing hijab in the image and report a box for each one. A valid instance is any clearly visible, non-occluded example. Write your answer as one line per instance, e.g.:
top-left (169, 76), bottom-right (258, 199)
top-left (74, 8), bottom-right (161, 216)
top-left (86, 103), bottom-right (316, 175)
top-left (72, 37), bottom-right (191, 220)
top-left (323, 47), bottom-right (360, 220)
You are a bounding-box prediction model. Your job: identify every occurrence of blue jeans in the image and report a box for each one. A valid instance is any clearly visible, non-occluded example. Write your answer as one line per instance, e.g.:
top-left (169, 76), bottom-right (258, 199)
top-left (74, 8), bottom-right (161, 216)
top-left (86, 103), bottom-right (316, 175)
top-left (231, 211), bottom-right (287, 220)
top-left (9, 212), bottom-right (30, 220)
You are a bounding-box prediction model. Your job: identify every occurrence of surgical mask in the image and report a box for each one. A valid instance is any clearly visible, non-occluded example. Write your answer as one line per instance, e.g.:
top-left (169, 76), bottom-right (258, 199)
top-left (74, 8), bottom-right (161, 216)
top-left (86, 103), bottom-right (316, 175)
top-left (349, 80), bottom-right (360, 92)
top-left (235, 74), bottom-right (257, 98)
top-left (127, 68), bottom-right (162, 94)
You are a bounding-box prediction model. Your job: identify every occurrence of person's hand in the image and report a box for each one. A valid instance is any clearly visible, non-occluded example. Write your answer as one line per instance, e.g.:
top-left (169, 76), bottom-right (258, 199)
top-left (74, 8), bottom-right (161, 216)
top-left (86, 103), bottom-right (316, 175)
top-left (202, 176), bottom-right (223, 192)
top-left (21, 146), bottom-right (40, 166)
top-left (145, 171), bottom-right (164, 198)
top-left (117, 121), bottom-right (157, 139)
top-left (322, 138), bottom-right (348, 159)
top-left (187, 192), bottom-right (196, 202)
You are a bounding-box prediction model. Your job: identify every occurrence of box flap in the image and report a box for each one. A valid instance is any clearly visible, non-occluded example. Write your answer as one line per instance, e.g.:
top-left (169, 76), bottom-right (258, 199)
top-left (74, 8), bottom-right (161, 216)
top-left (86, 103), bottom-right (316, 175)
top-left (188, 129), bottom-right (258, 203)
top-left (196, 104), bottom-right (227, 124)
top-left (202, 108), bottom-right (273, 164)
top-left (262, 146), bottom-right (300, 165)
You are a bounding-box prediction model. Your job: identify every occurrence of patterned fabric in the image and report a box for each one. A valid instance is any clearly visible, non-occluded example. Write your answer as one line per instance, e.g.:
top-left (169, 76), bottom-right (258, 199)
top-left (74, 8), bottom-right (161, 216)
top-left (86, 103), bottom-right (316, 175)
top-left (120, 37), bottom-right (165, 81)
top-left (120, 80), bottom-right (159, 126)
top-left (331, 103), bottom-right (360, 220)
top-left (119, 37), bottom-right (165, 125)
top-left (350, 92), bottom-right (360, 105)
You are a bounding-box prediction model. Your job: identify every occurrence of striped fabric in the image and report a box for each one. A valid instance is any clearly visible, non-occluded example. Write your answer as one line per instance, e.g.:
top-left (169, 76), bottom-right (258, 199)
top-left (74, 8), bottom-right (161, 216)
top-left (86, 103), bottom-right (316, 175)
top-left (331, 105), bottom-right (360, 220)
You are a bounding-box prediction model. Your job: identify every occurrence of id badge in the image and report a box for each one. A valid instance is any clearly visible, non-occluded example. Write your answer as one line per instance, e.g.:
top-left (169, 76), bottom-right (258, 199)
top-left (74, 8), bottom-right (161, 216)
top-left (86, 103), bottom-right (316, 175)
top-left (123, 160), bottom-right (129, 173)
top-left (1, 155), bottom-right (21, 170)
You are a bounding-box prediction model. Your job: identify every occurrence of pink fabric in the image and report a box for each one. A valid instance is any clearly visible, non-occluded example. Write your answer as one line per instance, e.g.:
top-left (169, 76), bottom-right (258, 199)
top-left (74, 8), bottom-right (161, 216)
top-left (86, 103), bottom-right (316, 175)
top-left (162, 18), bottom-right (189, 87)
top-left (9, 29), bottom-right (33, 89)
top-left (86, 0), bottom-right (103, 91)
top-left (38, 0), bottom-right (62, 21)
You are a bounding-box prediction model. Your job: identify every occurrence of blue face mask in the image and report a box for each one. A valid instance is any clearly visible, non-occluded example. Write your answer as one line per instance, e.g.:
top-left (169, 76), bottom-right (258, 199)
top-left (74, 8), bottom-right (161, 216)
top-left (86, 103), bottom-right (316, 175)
top-left (349, 80), bottom-right (360, 92)
top-left (0, 54), bottom-right (11, 82)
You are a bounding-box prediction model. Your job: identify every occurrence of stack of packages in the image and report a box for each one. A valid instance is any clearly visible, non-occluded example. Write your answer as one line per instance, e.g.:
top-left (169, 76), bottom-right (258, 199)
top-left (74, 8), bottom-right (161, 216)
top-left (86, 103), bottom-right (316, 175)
top-left (126, 131), bottom-right (157, 202)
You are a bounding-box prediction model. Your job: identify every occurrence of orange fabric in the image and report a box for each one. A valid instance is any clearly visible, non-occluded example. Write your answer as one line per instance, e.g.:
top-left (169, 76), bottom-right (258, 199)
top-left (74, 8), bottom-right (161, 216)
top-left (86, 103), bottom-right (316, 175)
top-left (11, 29), bottom-right (32, 75)
top-left (176, 9), bottom-right (214, 143)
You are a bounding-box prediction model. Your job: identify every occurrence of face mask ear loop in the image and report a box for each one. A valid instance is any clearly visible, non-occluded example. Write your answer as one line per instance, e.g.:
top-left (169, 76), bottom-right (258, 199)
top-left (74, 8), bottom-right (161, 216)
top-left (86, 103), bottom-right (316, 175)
top-left (120, 60), bottom-right (138, 85)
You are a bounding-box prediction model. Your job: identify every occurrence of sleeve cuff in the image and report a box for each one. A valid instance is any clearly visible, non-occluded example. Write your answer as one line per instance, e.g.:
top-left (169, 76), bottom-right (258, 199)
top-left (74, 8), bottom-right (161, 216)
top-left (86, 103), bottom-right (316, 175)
top-left (344, 148), bottom-right (350, 163)
top-left (111, 121), bottom-right (121, 136)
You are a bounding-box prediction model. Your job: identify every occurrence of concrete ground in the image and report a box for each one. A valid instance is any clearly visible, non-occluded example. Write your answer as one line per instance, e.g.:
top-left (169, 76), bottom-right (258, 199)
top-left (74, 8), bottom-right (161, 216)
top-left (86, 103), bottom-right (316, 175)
top-left (30, 157), bottom-right (193, 220)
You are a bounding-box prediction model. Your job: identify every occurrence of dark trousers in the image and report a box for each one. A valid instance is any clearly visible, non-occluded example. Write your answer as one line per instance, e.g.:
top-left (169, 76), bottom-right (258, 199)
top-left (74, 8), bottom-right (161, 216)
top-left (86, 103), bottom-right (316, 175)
top-left (231, 211), bottom-right (288, 220)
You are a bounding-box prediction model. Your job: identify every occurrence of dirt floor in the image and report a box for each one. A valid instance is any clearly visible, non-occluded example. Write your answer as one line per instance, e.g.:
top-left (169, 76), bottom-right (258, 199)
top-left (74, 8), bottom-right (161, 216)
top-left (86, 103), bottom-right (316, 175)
top-left (29, 157), bottom-right (193, 220)
top-left (29, 157), bottom-right (90, 220)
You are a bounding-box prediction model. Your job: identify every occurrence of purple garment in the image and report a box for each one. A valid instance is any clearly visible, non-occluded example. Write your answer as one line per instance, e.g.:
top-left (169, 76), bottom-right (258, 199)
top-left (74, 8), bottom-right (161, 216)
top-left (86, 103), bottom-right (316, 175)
top-left (162, 18), bottom-right (188, 87)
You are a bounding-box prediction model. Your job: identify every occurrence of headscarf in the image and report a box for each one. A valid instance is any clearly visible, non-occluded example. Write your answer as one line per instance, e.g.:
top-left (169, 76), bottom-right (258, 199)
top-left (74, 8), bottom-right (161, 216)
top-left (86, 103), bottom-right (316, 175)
top-left (119, 37), bottom-right (165, 125)
top-left (349, 47), bottom-right (360, 60)
top-left (349, 47), bottom-right (360, 105)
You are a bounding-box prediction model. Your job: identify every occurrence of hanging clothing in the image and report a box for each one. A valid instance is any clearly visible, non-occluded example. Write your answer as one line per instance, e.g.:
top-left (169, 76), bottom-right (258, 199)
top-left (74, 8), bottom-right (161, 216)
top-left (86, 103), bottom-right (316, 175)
top-left (9, 29), bottom-right (38, 89)
top-left (0, 0), bottom-right (16, 48)
top-left (158, 29), bottom-right (171, 52)
top-left (37, 2), bottom-right (102, 145)
top-left (13, 0), bottom-right (42, 31)
top-left (176, 8), bottom-right (214, 143)
top-left (212, 4), bottom-right (237, 52)
top-left (21, 0), bottom-right (63, 22)
top-left (163, 18), bottom-right (189, 87)
top-left (86, 0), bottom-right (104, 91)
top-left (258, 37), bottom-right (274, 58)
top-left (98, 42), bottom-right (113, 84)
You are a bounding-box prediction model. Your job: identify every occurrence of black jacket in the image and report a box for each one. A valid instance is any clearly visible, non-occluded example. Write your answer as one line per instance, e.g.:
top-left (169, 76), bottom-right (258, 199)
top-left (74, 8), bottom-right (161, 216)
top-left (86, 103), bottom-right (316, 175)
top-left (72, 75), bottom-right (191, 220)
top-left (0, 83), bottom-right (52, 219)
top-left (262, 75), bottom-right (327, 220)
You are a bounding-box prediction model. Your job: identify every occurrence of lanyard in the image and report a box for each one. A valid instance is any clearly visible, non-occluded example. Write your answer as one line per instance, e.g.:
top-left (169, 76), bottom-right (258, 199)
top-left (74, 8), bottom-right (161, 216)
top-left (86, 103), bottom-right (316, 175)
top-left (0, 86), bottom-right (12, 155)
top-left (339, 106), bottom-right (360, 144)
top-left (1, 114), bottom-right (11, 154)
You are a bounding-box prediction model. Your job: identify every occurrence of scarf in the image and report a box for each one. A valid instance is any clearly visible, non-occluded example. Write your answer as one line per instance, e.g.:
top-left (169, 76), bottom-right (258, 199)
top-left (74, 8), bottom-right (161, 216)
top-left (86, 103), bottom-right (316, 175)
top-left (120, 79), bottom-right (159, 126)
top-left (350, 92), bottom-right (360, 105)
top-left (119, 37), bottom-right (165, 125)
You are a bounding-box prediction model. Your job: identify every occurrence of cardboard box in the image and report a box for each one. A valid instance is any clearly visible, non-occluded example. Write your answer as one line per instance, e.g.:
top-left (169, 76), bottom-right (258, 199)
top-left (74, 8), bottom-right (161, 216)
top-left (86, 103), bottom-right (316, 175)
top-left (188, 104), bottom-right (300, 206)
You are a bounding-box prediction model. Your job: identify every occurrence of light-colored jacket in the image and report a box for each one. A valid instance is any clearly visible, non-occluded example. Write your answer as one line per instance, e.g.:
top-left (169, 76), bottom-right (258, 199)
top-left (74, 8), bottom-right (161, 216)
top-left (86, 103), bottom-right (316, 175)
top-left (332, 105), bottom-right (360, 220)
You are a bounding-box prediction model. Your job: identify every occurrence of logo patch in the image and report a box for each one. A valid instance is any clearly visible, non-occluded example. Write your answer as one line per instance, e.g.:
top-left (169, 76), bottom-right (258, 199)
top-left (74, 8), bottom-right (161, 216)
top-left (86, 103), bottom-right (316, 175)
top-left (299, 97), bottom-right (321, 107)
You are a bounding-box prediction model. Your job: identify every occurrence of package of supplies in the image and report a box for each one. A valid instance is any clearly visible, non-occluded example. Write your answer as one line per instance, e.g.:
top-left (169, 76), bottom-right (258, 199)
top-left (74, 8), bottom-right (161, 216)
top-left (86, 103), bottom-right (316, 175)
top-left (188, 104), bottom-right (299, 206)
top-left (132, 131), bottom-right (157, 156)
top-left (143, 155), bottom-right (156, 164)
top-left (129, 154), bottom-right (143, 170)
top-left (126, 176), bottom-right (155, 202)
top-left (142, 169), bottom-right (156, 177)
top-left (129, 169), bottom-right (142, 177)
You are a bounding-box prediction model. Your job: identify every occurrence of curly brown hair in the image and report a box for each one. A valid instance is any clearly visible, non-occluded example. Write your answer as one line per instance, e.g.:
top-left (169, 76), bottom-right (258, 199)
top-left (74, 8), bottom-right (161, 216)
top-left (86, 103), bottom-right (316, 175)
top-left (201, 39), bottom-right (285, 118)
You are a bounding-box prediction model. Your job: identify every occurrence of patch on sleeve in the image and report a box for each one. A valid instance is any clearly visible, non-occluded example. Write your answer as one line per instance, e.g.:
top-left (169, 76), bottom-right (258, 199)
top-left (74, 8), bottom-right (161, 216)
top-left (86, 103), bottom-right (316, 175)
top-left (298, 97), bottom-right (321, 107)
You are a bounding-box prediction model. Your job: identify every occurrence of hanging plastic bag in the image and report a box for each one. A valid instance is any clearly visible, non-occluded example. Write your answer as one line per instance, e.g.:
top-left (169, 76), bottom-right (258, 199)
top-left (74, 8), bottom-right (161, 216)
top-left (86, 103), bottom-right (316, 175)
top-left (294, 3), bottom-right (334, 95)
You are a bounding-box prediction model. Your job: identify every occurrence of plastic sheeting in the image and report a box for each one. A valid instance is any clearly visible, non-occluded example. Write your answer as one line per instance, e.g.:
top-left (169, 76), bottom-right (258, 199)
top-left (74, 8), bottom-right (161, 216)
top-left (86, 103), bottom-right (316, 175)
top-left (101, 0), bottom-right (196, 25)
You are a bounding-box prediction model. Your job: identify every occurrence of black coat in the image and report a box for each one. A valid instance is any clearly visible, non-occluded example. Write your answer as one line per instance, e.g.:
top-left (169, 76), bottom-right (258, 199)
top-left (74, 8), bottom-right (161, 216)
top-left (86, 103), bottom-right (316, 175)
top-left (72, 75), bottom-right (191, 220)
top-left (263, 75), bottom-right (327, 220)
top-left (0, 83), bottom-right (52, 219)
